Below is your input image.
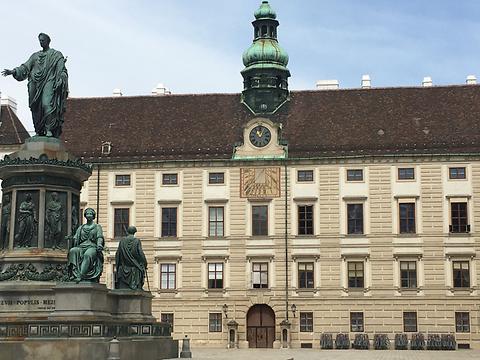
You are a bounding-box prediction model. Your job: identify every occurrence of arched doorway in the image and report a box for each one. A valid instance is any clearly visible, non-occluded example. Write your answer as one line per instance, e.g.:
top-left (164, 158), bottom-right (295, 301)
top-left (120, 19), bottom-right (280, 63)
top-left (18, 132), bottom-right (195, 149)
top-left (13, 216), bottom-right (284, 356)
top-left (246, 304), bottom-right (275, 348)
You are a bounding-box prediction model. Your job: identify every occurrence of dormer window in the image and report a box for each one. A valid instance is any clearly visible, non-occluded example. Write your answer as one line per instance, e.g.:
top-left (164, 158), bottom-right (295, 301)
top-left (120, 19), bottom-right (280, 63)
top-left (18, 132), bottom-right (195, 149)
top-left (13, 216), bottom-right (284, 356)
top-left (101, 141), bottom-right (112, 155)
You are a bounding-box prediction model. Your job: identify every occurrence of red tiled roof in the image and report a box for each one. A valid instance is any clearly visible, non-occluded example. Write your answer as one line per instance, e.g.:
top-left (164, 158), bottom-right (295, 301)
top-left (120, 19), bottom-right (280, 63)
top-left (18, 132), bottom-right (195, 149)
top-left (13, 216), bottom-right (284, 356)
top-left (0, 105), bottom-right (30, 145)
top-left (62, 85), bottom-right (480, 162)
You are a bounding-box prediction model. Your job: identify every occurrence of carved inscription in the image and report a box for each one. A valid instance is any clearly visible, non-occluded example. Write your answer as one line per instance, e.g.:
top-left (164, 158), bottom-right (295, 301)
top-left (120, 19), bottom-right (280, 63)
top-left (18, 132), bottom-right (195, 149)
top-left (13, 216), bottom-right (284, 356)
top-left (0, 296), bottom-right (55, 311)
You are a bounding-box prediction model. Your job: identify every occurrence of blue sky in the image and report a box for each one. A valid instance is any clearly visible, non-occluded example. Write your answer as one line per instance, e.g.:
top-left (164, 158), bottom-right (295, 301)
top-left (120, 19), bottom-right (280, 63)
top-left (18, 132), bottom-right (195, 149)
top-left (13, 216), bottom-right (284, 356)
top-left (1, 0), bottom-right (479, 132)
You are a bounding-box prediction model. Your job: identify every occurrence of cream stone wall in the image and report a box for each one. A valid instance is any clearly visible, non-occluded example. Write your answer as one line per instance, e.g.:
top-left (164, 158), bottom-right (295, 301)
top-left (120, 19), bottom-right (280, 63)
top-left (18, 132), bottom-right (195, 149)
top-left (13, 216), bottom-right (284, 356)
top-left (81, 158), bottom-right (479, 349)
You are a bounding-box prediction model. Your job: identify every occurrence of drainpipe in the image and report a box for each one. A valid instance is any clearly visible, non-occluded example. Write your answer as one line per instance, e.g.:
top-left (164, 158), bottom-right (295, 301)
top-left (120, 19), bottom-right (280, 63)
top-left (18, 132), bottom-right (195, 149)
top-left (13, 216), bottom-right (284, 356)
top-left (284, 161), bottom-right (289, 320)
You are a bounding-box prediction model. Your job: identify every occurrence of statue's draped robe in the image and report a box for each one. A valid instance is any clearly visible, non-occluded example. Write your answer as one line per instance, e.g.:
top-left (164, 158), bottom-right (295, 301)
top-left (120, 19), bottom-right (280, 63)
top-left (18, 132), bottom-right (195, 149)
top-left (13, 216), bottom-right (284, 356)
top-left (13, 48), bottom-right (68, 137)
top-left (1, 203), bottom-right (11, 249)
top-left (115, 235), bottom-right (147, 290)
top-left (67, 223), bottom-right (104, 282)
top-left (15, 201), bottom-right (36, 247)
top-left (45, 199), bottom-right (62, 247)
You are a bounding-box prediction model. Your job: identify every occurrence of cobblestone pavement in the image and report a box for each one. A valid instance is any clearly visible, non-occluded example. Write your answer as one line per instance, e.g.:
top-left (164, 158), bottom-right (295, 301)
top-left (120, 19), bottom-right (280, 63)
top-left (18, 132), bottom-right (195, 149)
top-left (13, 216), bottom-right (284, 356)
top-left (168, 348), bottom-right (480, 360)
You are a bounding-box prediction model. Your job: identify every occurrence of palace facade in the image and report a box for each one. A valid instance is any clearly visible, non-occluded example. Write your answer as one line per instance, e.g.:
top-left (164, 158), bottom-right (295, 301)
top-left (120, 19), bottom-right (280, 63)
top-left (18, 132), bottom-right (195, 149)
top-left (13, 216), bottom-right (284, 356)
top-left (58, 1), bottom-right (479, 349)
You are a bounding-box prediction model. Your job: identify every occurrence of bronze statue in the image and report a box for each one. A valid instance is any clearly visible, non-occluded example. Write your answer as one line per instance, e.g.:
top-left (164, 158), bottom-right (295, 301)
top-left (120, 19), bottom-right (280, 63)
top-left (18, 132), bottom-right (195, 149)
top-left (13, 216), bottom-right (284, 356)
top-left (115, 226), bottom-right (147, 290)
top-left (1, 194), bottom-right (11, 249)
top-left (2, 33), bottom-right (68, 137)
top-left (67, 208), bottom-right (104, 283)
top-left (14, 193), bottom-right (37, 247)
top-left (45, 192), bottom-right (63, 249)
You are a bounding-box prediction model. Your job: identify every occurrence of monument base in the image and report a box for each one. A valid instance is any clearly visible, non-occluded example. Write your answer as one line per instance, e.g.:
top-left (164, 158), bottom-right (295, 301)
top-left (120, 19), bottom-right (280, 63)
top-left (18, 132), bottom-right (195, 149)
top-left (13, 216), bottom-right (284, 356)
top-left (0, 282), bottom-right (178, 360)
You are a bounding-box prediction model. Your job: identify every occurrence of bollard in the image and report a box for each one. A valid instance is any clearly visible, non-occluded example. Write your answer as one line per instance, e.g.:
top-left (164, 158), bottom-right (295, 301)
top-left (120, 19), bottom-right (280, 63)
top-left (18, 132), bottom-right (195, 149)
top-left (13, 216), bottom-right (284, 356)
top-left (107, 337), bottom-right (121, 360)
top-left (180, 335), bottom-right (192, 358)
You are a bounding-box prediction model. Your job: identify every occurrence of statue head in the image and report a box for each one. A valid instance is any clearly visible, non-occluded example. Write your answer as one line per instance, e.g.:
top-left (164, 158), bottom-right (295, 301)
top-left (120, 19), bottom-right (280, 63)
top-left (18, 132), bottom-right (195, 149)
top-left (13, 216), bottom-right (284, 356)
top-left (127, 226), bottom-right (137, 235)
top-left (84, 207), bottom-right (96, 221)
top-left (38, 33), bottom-right (51, 50)
top-left (3, 194), bottom-right (10, 204)
top-left (50, 192), bottom-right (58, 201)
top-left (25, 193), bottom-right (32, 202)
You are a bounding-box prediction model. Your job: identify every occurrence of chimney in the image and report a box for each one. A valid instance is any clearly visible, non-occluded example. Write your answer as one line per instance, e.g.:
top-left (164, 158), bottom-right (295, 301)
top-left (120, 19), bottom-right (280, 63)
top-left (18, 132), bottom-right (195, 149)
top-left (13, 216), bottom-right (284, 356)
top-left (0, 95), bottom-right (18, 113)
top-left (422, 76), bottom-right (433, 87)
top-left (361, 74), bottom-right (371, 89)
top-left (151, 83), bottom-right (171, 96)
top-left (466, 75), bottom-right (477, 85)
top-left (315, 79), bottom-right (339, 90)
top-left (112, 88), bottom-right (123, 96)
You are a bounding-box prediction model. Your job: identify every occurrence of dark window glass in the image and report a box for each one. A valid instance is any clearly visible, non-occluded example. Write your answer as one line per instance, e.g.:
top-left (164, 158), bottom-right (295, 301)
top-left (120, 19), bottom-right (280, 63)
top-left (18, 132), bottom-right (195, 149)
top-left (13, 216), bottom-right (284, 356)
top-left (161, 208), bottom-right (177, 237)
top-left (161, 313), bottom-right (174, 332)
top-left (453, 261), bottom-right (470, 288)
top-left (347, 204), bottom-right (364, 234)
top-left (208, 263), bottom-right (223, 289)
top-left (115, 174), bottom-right (131, 186)
top-left (114, 208), bottom-right (129, 238)
top-left (455, 312), bottom-right (470, 333)
top-left (347, 169), bottom-right (363, 181)
top-left (160, 264), bottom-right (176, 289)
top-left (400, 261), bottom-right (417, 288)
top-left (398, 168), bottom-right (415, 180)
top-left (209, 313), bottom-right (222, 332)
top-left (252, 262), bottom-right (268, 288)
top-left (162, 173), bottom-right (178, 185)
top-left (348, 262), bottom-right (364, 288)
top-left (297, 170), bottom-right (314, 182)
top-left (209, 172), bottom-right (224, 184)
top-left (252, 205), bottom-right (268, 236)
top-left (450, 202), bottom-right (469, 233)
top-left (399, 203), bottom-right (416, 234)
top-left (300, 312), bottom-right (313, 332)
top-left (350, 312), bottom-right (364, 332)
top-left (449, 167), bottom-right (466, 179)
top-left (209, 207), bottom-right (224, 237)
top-left (298, 205), bottom-right (314, 235)
top-left (298, 262), bottom-right (314, 289)
top-left (403, 312), bottom-right (417, 332)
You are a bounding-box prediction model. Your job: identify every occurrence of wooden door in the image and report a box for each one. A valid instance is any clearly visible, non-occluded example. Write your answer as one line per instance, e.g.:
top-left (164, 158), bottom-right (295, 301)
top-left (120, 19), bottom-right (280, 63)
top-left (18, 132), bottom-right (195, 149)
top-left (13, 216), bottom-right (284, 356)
top-left (246, 304), bottom-right (275, 348)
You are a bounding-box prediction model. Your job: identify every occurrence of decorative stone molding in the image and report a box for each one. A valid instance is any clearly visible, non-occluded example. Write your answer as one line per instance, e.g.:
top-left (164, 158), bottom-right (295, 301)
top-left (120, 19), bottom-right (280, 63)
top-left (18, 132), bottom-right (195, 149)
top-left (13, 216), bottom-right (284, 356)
top-left (0, 263), bottom-right (67, 282)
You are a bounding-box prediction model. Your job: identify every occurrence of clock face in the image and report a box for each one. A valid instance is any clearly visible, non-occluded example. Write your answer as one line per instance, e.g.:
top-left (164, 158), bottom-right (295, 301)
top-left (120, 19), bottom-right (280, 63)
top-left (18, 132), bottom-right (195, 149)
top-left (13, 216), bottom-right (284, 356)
top-left (249, 125), bottom-right (271, 148)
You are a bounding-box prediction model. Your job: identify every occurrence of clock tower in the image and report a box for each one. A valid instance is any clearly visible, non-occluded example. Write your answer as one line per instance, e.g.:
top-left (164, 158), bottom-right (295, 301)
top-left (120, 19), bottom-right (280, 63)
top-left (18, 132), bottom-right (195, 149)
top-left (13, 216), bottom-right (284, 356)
top-left (241, 1), bottom-right (291, 115)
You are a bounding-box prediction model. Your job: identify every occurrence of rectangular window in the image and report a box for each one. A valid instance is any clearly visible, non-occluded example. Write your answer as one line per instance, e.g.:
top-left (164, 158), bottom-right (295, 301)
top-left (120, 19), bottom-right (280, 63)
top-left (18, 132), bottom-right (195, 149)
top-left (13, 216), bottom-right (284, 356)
top-left (162, 173), bottom-right (178, 185)
top-left (450, 202), bottom-right (469, 233)
top-left (208, 313), bottom-right (222, 332)
top-left (297, 170), bottom-right (314, 182)
top-left (300, 312), bottom-right (313, 332)
top-left (161, 313), bottom-right (174, 332)
top-left (208, 263), bottom-right (223, 289)
top-left (252, 205), bottom-right (268, 236)
top-left (114, 208), bottom-right (129, 238)
top-left (399, 203), bottom-right (416, 234)
top-left (400, 261), bottom-right (417, 288)
top-left (347, 204), bottom-right (364, 234)
top-left (161, 208), bottom-right (177, 237)
top-left (209, 172), bottom-right (224, 184)
top-left (398, 168), bottom-right (415, 180)
top-left (403, 312), bottom-right (417, 332)
top-left (455, 312), bottom-right (470, 333)
top-left (348, 261), bottom-right (364, 288)
top-left (115, 174), bottom-right (131, 186)
top-left (252, 262), bottom-right (268, 288)
top-left (160, 263), bottom-right (176, 289)
top-left (449, 167), bottom-right (466, 179)
top-left (298, 262), bottom-right (314, 289)
top-left (208, 207), bottom-right (224, 237)
top-left (298, 205), bottom-right (314, 235)
top-left (453, 261), bottom-right (470, 288)
top-left (350, 312), bottom-right (364, 332)
top-left (347, 169), bottom-right (363, 181)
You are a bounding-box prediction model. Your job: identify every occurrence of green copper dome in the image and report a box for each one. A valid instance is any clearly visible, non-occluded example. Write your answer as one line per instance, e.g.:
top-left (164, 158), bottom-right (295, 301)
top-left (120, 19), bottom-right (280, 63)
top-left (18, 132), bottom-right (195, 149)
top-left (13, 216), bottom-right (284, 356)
top-left (254, 1), bottom-right (277, 20)
top-left (242, 39), bottom-right (289, 68)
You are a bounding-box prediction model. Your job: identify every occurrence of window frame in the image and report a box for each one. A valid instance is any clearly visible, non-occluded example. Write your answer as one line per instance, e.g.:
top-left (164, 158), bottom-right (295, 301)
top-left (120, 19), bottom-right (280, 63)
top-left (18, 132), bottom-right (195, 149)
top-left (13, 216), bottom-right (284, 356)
top-left (347, 203), bottom-right (364, 235)
top-left (399, 202), bottom-right (416, 234)
top-left (403, 311), bottom-right (418, 332)
top-left (160, 263), bottom-right (176, 290)
top-left (350, 312), bottom-right (364, 332)
top-left (252, 262), bottom-right (268, 289)
top-left (449, 167), bottom-right (466, 180)
top-left (346, 169), bottom-right (363, 182)
top-left (298, 262), bottom-right (314, 289)
top-left (400, 261), bottom-right (417, 289)
top-left (298, 205), bottom-right (314, 235)
top-left (397, 167), bottom-right (415, 180)
top-left (347, 261), bottom-right (364, 289)
top-left (208, 172), bottom-right (225, 185)
top-left (161, 313), bottom-right (174, 332)
top-left (115, 174), bottom-right (131, 186)
top-left (450, 202), bottom-right (469, 233)
top-left (452, 260), bottom-right (470, 288)
top-left (208, 262), bottom-right (224, 289)
top-left (113, 208), bottom-right (129, 238)
top-left (297, 170), bottom-right (314, 183)
top-left (162, 173), bottom-right (178, 185)
top-left (208, 313), bottom-right (222, 332)
top-left (299, 312), bottom-right (314, 332)
top-left (208, 206), bottom-right (224, 237)
top-left (455, 312), bottom-right (470, 333)
top-left (252, 205), bottom-right (268, 236)
top-left (161, 207), bottom-right (178, 237)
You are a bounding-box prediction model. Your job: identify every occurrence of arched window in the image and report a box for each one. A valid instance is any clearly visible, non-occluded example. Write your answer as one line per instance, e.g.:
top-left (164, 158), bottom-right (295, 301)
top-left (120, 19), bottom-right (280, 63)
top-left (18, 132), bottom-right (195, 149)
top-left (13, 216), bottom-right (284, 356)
top-left (261, 26), bottom-right (267, 37)
top-left (255, 27), bottom-right (259, 38)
